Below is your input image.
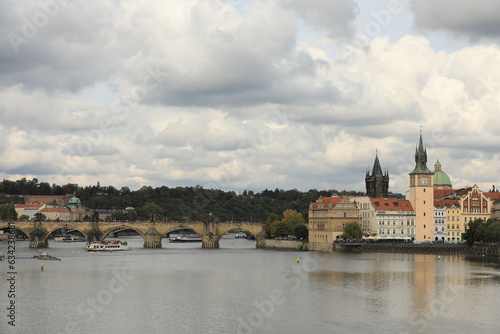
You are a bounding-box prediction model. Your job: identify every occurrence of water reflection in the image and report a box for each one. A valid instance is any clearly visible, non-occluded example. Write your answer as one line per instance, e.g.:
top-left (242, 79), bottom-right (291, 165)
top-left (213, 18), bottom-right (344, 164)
top-left (3, 239), bottom-right (500, 333)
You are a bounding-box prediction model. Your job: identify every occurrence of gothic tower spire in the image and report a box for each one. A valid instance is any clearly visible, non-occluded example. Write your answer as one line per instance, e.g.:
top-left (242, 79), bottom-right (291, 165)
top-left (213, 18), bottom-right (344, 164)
top-left (371, 151), bottom-right (383, 177)
top-left (410, 131), bottom-right (432, 174)
top-left (365, 151), bottom-right (389, 198)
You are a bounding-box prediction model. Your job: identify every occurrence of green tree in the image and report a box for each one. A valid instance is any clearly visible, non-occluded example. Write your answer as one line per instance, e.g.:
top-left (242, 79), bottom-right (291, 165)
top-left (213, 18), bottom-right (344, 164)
top-left (271, 221), bottom-right (291, 238)
top-left (0, 204), bottom-right (17, 220)
top-left (140, 202), bottom-right (164, 221)
top-left (265, 213), bottom-right (280, 237)
top-left (33, 212), bottom-right (45, 221)
top-left (112, 210), bottom-right (127, 221)
top-left (126, 209), bottom-right (138, 222)
top-left (464, 219), bottom-right (487, 245)
top-left (294, 223), bottom-right (308, 240)
top-left (340, 222), bottom-right (363, 240)
top-left (281, 209), bottom-right (304, 235)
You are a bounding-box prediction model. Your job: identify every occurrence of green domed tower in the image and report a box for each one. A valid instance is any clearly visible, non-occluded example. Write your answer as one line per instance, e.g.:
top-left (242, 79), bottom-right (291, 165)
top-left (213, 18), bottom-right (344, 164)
top-left (68, 192), bottom-right (85, 221)
top-left (68, 192), bottom-right (82, 209)
top-left (433, 160), bottom-right (452, 189)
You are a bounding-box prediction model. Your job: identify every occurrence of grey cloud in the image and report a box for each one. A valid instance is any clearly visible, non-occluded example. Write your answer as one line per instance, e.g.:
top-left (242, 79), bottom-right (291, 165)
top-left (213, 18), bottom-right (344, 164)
top-left (279, 0), bottom-right (359, 39)
top-left (410, 0), bottom-right (500, 41)
top-left (6, 162), bottom-right (57, 176)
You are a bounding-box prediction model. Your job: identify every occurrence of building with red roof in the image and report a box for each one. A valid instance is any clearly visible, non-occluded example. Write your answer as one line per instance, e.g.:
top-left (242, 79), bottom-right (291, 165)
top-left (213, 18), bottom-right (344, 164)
top-left (308, 196), bottom-right (359, 250)
top-left (14, 203), bottom-right (46, 220)
top-left (40, 207), bottom-right (71, 221)
top-left (485, 190), bottom-right (500, 220)
top-left (369, 198), bottom-right (416, 240)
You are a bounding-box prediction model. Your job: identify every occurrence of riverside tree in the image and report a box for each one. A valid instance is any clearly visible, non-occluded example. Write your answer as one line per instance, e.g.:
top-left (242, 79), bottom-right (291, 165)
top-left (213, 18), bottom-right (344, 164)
top-left (464, 219), bottom-right (500, 245)
top-left (268, 209), bottom-right (306, 239)
top-left (340, 222), bottom-right (363, 240)
top-left (0, 204), bottom-right (17, 220)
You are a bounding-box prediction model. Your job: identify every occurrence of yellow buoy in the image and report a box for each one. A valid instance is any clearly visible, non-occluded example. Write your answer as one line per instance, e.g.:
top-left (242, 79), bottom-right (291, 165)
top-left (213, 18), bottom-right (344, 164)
top-left (296, 256), bottom-right (300, 263)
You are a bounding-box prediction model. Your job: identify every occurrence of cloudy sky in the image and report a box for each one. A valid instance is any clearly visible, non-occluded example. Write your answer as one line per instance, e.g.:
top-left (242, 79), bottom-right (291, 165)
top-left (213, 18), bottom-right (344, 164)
top-left (1, 0), bottom-right (499, 195)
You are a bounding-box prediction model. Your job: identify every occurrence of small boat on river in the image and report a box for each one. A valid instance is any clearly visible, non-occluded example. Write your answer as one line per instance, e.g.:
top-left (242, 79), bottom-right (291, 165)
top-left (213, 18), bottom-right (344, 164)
top-left (169, 235), bottom-right (202, 243)
top-left (32, 251), bottom-right (61, 261)
top-left (86, 240), bottom-right (131, 251)
top-left (55, 235), bottom-right (85, 242)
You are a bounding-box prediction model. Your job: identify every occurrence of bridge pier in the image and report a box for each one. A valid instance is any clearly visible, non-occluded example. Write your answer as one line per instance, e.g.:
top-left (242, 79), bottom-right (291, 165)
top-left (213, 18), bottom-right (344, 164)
top-left (255, 236), bottom-right (266, 248)
top-left (202, 235), bottom-right (219, 249)
top-left (143, 228), bottom-right (162, 248)
top-left (29, 236), bottom-right (48, 248)
top-left (29, 228), bottom-right (48, 248)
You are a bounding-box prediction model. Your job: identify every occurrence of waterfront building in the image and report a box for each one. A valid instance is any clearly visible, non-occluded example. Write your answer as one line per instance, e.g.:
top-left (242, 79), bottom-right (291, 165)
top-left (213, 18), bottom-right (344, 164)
top-left (433, 201), bottom-right (446, 241)
top-left (460, 185), bottom-right (493, 230)
top-left (446, 204), bottom-right (462, 242)
top-left (14, 203), bottom-right (46, 220)
top-left (40, 207), bottom-right (71, 221)
top-left (485, 190), bottom-right (500, 220)
top-left (308, 196), bottom-right (359, 250)
top-left (365, 153), bottom-right (389, 198)
top-left (372, 198), bottom-right (415, 239)
top-left (408, 133), bottom-right (435, 242)
top-left (354, 196), bottom-right (378, 235)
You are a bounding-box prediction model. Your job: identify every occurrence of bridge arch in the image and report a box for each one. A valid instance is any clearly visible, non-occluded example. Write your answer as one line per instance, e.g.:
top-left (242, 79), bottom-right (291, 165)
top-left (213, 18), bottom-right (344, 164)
top-left (100, 225), bottom-right (145, 239)
top-left (0, 222), bottom-right (30, 239)
top-left (45, 226), bottom-right (89, 241)
top-left (163, 226), bottom-right (203, 239)
top-left (163, 223), bottom-right (204, 238)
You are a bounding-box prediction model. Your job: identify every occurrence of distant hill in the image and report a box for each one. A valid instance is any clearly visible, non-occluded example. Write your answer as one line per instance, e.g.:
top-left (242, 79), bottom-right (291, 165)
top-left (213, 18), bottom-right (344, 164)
top-left (0, 178), bottom-right (400, 221)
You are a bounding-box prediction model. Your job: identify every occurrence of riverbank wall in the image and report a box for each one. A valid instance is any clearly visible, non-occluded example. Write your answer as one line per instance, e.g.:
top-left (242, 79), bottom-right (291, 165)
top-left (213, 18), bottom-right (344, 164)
top-left (262, 239), bottom-right (308, 251)
top-left (262, 240), bottom-right (500, 255)
top-left (333, 242), bottom-right (499, 256)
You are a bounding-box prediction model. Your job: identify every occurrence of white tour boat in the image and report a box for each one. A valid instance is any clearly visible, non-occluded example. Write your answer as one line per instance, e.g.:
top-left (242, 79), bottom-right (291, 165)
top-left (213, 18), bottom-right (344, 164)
top-left (55, 235), bottom-right (85, 242)
top-left (86, 240), bottom-right (131, 251)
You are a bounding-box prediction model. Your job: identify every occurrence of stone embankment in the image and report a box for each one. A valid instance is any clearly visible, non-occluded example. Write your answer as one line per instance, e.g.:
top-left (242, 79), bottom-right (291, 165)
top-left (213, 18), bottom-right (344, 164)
top-left (334, 242), bottom-right (499, 256)
top-left (262, 239), bottom-right (308, 251)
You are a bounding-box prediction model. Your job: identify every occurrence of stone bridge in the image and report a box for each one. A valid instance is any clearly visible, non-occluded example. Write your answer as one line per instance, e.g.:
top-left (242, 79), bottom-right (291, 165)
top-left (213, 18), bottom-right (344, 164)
top-left (1, 220), bottom-right (266, 249)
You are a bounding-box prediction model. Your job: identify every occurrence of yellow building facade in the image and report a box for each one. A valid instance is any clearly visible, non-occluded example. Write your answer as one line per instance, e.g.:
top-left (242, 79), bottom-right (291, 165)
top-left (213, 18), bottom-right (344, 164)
top-left (446, 204), bottom-right (462, 242)
top-left (308, 196), bottom-right (359, 250)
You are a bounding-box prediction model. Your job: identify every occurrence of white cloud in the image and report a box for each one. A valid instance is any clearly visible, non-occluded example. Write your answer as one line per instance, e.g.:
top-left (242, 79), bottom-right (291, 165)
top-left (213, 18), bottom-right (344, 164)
top-left (0, 1), bottom-right (499, 195)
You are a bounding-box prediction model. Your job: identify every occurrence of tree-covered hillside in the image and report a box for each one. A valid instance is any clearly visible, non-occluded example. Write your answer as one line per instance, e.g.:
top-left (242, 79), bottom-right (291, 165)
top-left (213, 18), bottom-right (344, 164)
top-left (0, 178), bottom-right (381, 221)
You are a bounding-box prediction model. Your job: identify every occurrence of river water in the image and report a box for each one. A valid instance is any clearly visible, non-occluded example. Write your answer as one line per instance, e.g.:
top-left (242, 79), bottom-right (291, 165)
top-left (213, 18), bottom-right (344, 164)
top-left (1, 235), bottom-right (499, 334)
